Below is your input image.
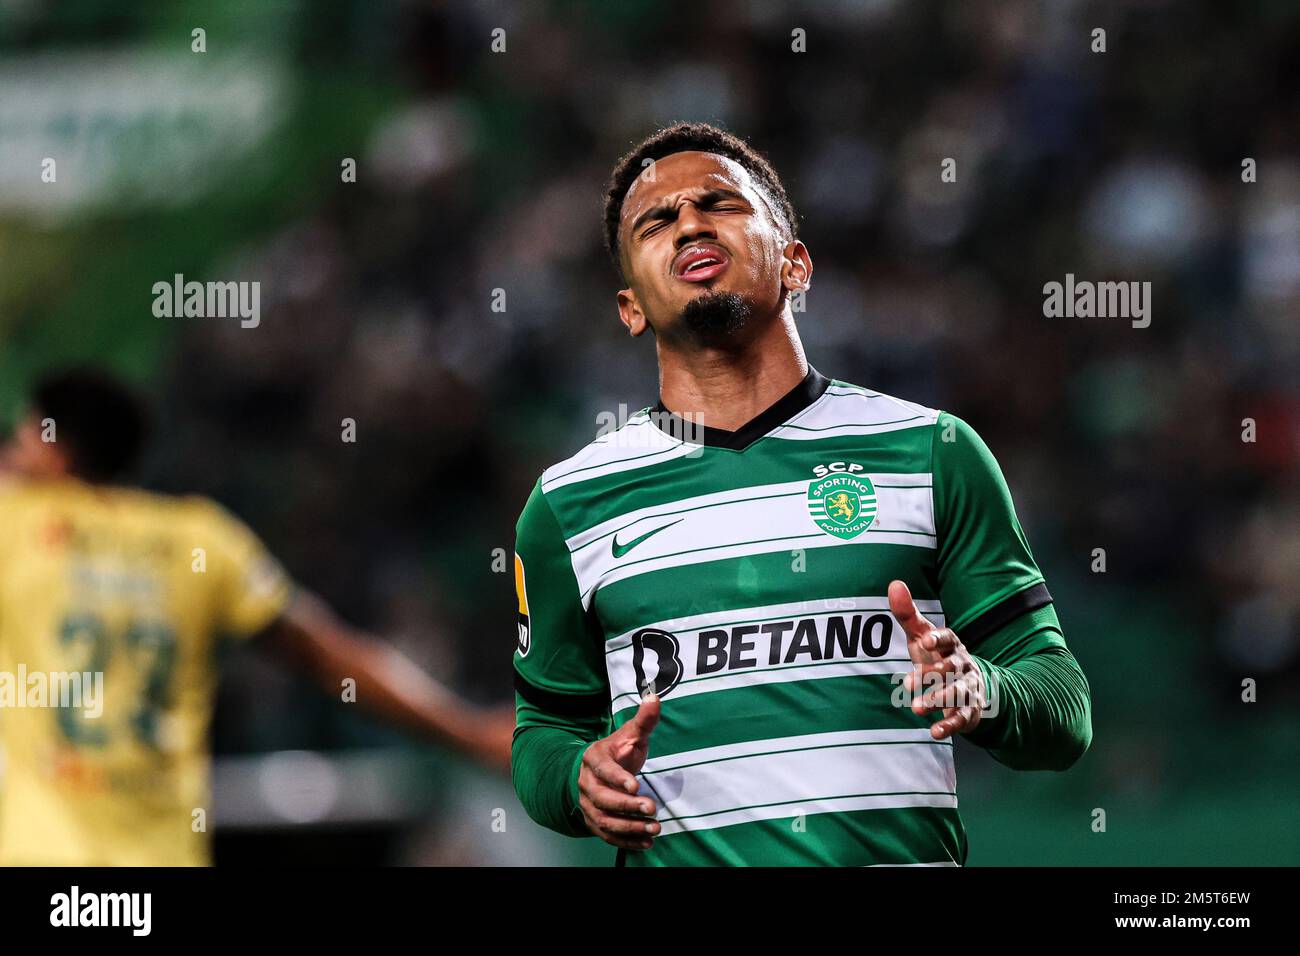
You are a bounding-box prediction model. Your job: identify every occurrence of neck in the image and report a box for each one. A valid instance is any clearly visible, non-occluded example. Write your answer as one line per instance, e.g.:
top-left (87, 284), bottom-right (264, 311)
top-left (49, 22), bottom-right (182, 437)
top-left (656, 308), bottom-right (808, 431)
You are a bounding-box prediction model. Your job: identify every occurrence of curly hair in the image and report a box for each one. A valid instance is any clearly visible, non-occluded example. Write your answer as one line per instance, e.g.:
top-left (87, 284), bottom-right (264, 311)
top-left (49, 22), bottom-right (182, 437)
top-left (32, 368), bottom-right (150, 482)
top-left (602, 122), bottom-right (798, 278)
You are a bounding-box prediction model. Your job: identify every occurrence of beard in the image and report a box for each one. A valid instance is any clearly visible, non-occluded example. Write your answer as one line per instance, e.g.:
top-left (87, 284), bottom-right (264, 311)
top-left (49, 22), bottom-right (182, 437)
top-left (678, 291), bottom-right (754, 343)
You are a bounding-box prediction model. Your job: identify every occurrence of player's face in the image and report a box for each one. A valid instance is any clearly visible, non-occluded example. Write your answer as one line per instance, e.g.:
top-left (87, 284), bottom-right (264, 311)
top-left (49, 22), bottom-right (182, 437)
top-left (615, 151), bottom-right (810, 342)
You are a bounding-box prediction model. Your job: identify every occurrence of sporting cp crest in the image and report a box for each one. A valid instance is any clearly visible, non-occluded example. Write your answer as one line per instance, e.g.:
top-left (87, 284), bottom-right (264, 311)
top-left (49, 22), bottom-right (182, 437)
top-left (807, 462), bottom-right (877, 540)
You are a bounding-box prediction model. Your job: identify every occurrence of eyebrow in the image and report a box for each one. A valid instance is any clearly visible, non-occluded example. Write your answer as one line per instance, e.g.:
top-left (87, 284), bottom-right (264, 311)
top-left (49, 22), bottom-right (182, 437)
top-left (628, 187), bottom-right (752, 237)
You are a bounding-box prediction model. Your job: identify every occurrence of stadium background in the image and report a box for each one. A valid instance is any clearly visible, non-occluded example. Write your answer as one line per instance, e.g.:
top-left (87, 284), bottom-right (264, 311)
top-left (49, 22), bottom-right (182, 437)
top-left (0, 0), bottom-right (1296, 865)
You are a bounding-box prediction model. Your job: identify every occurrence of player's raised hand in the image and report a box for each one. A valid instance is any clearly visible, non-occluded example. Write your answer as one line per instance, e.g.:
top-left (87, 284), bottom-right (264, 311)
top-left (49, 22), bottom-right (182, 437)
top-left (577, 693), bottom-right (661, 850)
top-left (888, 580), bottom-right (987, 741)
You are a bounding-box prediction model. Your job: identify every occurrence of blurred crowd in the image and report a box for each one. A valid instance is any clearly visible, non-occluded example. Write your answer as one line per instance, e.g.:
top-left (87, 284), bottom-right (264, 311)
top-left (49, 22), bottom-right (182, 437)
top-left (1, 0), bottom-right (1296, 861)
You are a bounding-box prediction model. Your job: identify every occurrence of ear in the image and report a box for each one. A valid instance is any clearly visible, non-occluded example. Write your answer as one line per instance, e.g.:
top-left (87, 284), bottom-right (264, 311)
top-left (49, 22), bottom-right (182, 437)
top-left (780, 240), bottom-right (813, 294)
top-left (617, 287), bottom-right (650, 337)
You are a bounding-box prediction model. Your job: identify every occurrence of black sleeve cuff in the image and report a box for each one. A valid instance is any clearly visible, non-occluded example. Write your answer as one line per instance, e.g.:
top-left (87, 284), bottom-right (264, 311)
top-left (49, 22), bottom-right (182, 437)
top-left (959, 583), bottom-right (1053, 648)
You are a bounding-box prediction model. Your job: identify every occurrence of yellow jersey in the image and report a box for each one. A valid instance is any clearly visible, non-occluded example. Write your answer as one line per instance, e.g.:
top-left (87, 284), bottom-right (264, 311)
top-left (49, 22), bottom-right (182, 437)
top-left (0, 478), bottom-right (291, 865)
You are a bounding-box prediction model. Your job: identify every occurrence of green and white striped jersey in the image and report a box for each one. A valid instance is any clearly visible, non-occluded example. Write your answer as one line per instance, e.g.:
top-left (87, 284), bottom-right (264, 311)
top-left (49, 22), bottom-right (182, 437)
top-left (512, 367), bottom-right (1051, 866)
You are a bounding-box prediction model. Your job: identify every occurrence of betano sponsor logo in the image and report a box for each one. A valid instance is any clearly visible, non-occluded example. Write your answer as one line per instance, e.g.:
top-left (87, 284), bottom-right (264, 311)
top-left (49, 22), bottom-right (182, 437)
top-left (622, 611), bottom-right (903, 702)
top-left (618, 609), bottom-right (1000, 720)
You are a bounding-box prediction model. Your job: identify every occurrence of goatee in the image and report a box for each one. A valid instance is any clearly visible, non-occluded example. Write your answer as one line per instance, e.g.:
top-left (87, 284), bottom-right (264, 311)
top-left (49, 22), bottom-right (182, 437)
top-left (680, 291), bottom-right (754, 342)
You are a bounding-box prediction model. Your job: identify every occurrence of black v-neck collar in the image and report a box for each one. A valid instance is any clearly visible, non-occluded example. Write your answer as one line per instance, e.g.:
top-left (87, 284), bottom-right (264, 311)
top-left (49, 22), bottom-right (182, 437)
top-left (652, 366), bottom-right (830, 451)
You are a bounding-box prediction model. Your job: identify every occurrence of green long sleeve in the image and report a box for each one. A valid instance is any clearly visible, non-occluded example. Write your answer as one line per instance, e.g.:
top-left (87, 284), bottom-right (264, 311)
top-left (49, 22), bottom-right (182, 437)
top-left (962, 603), bottom-right (1093, 771)
top-left (510, 478), bottom-right (614, 838)
top-left (511, 693), bottom-right (607, 837)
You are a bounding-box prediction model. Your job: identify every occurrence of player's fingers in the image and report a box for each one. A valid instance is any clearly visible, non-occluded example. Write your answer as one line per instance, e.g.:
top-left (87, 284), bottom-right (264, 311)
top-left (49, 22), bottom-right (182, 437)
top-left (586, 780), bottom-right (656, 818)
top-left (585, 738), bottom-right (639, 790)
top-left (587, 821), bottom-right (654, 850)
top-left (888, 580), bottom-right (935, 640)
top-left (915, 678), bottom-right (956, 712)
top-left (904, 668), bottom-right (937, 699)
top-left (916, 669), bottom-right (982, 713)
top-left (931, 705), bottom-right (975, 740)
top-left (597, 832), bottom-right (655, 851)
top-left (890, 583), bottom-right (944, 669)
top-left (617, 693), bottom-right (661, 744)
top-left (585, 759), bottom-right (639, 796)
top-left (904, 655), bottom-right (959, 691)
top-left (592, 810), bottom-right (660, 838)
top-left (583, 807), bottom-right (658, 849)
top-left (919, 628), bottom-right (959, 657)
top-left (911, 669), bottom-right (954, 711)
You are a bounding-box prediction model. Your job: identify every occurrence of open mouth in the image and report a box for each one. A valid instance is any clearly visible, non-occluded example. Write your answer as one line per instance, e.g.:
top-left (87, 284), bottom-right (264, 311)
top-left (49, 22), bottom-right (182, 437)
top-left (673, 245), bottom-right (730, 283)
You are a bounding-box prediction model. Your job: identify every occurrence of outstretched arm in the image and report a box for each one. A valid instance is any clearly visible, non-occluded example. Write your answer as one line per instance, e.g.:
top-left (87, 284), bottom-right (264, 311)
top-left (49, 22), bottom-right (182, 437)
top-left (892, 581), bottom-right (1092, 771)
top-left (918, 412), bottom-right (1092, 771)
top-left (262, 590), bottom-right (514, 772)
top-left (960, 604), bottom-right (1092, 771)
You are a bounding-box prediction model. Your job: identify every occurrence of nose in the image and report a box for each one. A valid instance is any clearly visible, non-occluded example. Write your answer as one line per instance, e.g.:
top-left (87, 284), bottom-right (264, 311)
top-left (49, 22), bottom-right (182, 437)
top-left (673, 200), bottom-right (716, 249)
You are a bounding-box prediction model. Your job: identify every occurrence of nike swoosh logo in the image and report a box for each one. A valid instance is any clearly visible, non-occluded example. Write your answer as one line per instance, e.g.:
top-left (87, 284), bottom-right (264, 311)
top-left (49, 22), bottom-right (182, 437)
top-left (611, 519), bottom-right (682, 559)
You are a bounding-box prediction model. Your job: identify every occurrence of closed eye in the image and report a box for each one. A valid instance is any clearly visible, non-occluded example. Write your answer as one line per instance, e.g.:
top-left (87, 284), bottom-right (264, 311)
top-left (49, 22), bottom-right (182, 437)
top-left (698, 189), bottom-right (753, 212)
top-left (632, 188), bottom-right (754, 240)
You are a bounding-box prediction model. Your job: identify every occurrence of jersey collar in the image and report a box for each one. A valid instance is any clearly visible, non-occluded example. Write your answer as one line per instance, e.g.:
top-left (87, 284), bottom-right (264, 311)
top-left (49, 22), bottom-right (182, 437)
top-left (652, 365), bottom-right (830, 451)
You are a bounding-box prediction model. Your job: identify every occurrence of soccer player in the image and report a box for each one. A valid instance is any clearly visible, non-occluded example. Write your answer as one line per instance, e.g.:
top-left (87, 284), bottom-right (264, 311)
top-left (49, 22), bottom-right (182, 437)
top-left (0, 369), bottom-right (513, 866)
top-left (511, 123), bottom-right (1093, 866)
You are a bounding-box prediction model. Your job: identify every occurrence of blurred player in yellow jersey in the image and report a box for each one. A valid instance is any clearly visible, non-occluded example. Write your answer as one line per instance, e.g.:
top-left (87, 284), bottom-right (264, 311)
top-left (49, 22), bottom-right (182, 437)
top-left (0, 369), bottom-right (513, 866)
